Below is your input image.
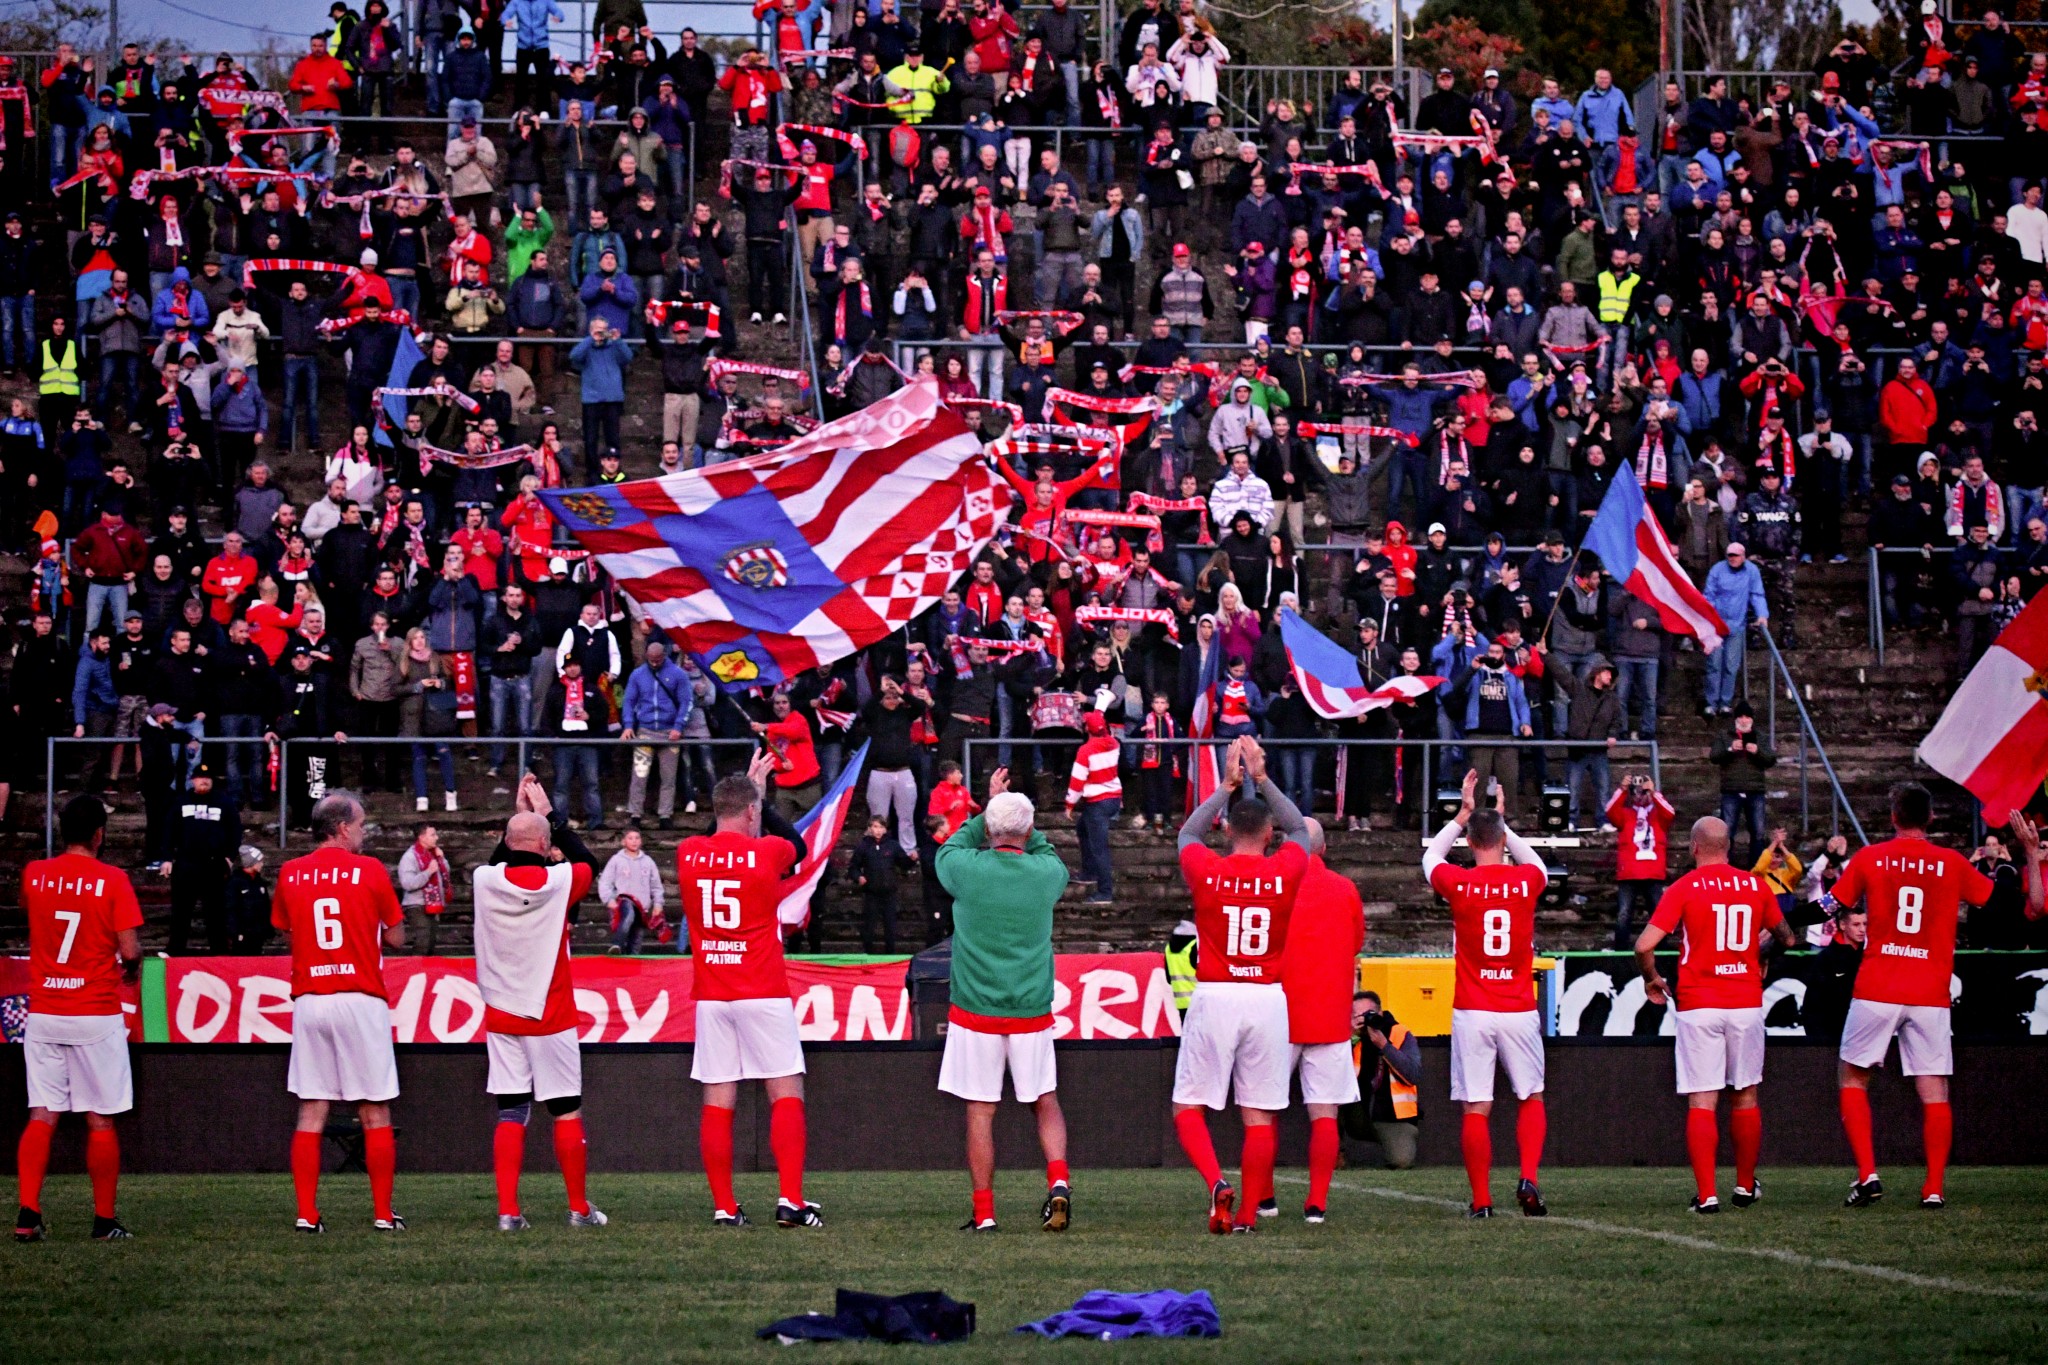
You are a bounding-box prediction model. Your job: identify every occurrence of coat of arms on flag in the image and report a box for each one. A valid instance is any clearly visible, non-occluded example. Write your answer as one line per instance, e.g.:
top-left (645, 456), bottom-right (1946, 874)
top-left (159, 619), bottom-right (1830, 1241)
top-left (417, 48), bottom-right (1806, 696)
top-left (541, 380), bottom-right (1012, 690)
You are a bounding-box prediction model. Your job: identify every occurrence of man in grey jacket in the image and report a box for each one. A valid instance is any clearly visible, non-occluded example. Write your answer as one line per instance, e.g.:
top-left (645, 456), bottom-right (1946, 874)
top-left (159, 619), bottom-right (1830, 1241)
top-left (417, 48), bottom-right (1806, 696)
top-left (89, 270), bottom-right (151, 431)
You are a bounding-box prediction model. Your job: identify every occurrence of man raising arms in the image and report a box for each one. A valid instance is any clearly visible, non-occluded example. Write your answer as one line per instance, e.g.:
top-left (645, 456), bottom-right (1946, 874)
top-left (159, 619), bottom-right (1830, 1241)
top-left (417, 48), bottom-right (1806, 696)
top-left (1174, 737), bottom-right (1312, 1234)
top-left (934, 767), bottom-right (1073, 1233)
top-left (273, 790), bottom-right (406, 1233)
top-left (1826, 786), bottom-right (2042, 1208)
top-left (16, 796), bottom-right (143, 1242)
top-left (475, 774), bottom-right (606, 1231)
top-left (1423, 770), bottom-right (1551, 1218)
top-left (1634, 816), bottom-right (1797, 1213)
top-left (679, 753), bottom-right (817, 1228)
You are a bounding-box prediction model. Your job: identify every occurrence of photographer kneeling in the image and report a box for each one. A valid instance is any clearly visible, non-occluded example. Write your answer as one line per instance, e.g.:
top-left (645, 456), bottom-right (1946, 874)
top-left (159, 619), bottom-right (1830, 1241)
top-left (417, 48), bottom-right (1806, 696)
top-left (1344, 991), bottom-right (1423, 1170)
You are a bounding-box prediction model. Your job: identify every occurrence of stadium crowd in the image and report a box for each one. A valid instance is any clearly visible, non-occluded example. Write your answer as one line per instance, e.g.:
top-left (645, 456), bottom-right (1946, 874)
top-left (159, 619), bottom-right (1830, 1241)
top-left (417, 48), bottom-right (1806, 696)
top-left (1, 1), bottom-right (2046, 954)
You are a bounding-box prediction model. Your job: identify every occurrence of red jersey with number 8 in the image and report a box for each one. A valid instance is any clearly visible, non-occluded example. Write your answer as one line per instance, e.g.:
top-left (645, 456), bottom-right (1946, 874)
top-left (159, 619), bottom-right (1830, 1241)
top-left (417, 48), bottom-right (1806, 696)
top-left (1180, 841), bottom-right (1308, 984)
top-left (1432, 862), bottom-right (1545, 1012)
top-left (679, 830), bottom-right (800, 1002)
top-left (1649, 866), bottom-right (1784, 1010)
top-left (1831, 837), bottom-right (1992, 1008)
top-left (271, 846), bottom-right (404, 1000)
top-left (24, 853), bottom-right (143, 1017)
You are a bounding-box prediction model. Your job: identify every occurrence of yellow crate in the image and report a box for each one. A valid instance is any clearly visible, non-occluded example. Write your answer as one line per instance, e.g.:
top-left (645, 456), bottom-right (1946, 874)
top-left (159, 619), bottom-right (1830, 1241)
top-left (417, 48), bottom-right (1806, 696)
top-left (1354, 957), bottom-right (1556, 1037)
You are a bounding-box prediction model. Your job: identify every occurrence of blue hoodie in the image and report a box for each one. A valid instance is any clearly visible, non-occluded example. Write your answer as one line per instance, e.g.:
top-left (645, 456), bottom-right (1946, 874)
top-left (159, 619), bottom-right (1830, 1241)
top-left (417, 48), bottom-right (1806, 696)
top-left (73, 641), bottom-right (119, 719)
top-left (151, 267), bottom-right (212, 334)
top-left (622, 657), bottom-right (694, 732)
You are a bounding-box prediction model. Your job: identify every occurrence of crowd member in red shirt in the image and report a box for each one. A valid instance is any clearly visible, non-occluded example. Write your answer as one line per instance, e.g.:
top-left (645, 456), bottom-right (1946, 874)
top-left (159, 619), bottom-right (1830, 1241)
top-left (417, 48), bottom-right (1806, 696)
top-left (1607, 774), bottom-right (1676, 948)
top-left (927, 760), bottom-right (981, 841)
top-left (1876, 357), bottom-right (1939, 483)
top-left (450, 504), bottom-right (505, 596)
top-left (1278, 819), bottom-right (1366, 1223)
top-left (15, 796), bottom-right (144, 1243)
top-left (752, 689), bottom-right (821, 818)
top-left (200, 530), bottom-right (260, 625)
top-left (715, 48), bottom-right (785, 165)
top-left (68, 504), bottom-right (147, 635)
top-left (287, 32), bottom-right (352, 115)
top-left (1635, 815), bottom-right (1796, 1214)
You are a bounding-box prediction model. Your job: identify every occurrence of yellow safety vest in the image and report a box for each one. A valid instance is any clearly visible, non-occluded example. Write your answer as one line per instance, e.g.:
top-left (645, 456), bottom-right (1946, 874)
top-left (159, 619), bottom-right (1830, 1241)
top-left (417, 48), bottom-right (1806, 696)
top-left (1596, 270), bottom-right (1640, 325)
top-left (886, 63), bottom-right (948, 124)
top-left (39, 339), bottom-right (81, 398)
top-left (1354, 1022), bottom-right (1418, 1119)
top-left (1164, 940), bottom-right (1197, 1015)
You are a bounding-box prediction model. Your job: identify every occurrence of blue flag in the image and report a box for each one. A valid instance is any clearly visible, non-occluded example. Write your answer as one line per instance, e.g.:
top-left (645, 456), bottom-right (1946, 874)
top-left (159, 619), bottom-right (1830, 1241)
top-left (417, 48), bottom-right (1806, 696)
top-left (374, 327), bottom-right (426, 446)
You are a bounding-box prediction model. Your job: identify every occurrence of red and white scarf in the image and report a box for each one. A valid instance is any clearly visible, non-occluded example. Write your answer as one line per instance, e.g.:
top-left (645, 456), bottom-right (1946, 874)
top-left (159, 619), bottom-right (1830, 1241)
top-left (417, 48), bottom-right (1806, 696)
top-left (645, 298), bottom-right (724, 337)
top-left (1074, 604), bottom-right (1179, 640)
top-left (1634, 428), bottom-right (1669, 490)
top-left (561, 675), bottom-right (590, 731)
top-left (707, 356), bottom-right (811, 388)
top-left (451, 651), bottom-right (478, 721)
top-left (833, 279), bottom-right (872, 341)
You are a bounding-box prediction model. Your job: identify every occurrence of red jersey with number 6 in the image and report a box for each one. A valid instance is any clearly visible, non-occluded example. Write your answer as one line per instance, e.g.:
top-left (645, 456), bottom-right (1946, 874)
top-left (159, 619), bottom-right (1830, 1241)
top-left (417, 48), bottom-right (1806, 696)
top-left (271, 846), bottom-right (404, 1000)
top-left (679, 830), bottom-right (800, 1002)
top-left (1180, 841), bottom-right (1308, 984)
top-left (1431, 861), bottom-right (1546, 1013)
top-left (24, 853), bottom-right (143, 1017)
top-left (1649, 866), bottom-right (1784, 1010)
top-left (1832, 837), bottom-right (1992, 1008)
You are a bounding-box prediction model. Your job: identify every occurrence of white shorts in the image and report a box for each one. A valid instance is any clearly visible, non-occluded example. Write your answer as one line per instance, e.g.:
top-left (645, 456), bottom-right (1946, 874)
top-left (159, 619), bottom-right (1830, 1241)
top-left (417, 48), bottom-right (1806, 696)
top-left (1840, 999), bottom-right (1953, 1076)
top-left (938, 1023), bottom-right (1058, 1103)
top-left (1292, 1041), bottom-right (1362, 1107)
top-left (288, 992), bottom-right (400, 1103)
top-left (486, 1028), bottom-right (583, 1103)
top-left (1673, 1006), bottom-right (1766, 1094)
top-left (691, 997), bottom-right (806, 1084)
top-left (1172, 983), bottom-right (1292, 1112)
top-left (1449, 1008), bottom-right (1546, 1103)
top-left (23, 1014), bottom-right (132, 1115)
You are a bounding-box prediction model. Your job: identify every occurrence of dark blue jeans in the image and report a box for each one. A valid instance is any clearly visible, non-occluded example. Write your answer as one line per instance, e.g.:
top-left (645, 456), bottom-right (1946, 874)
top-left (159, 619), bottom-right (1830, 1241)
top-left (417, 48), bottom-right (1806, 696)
top-left (282, 356), bottom-right (320, 450)
top-left (1720, 791), bottom-right (1767, 866)
top-left (1075, 797), bottom-right (1120, 899)
top-left (553, 743), bottom-right (603, 824)
top-left (219, 713), bottom-right (264, 809)
top-left (1274, 744), bottom-right (1316, 815)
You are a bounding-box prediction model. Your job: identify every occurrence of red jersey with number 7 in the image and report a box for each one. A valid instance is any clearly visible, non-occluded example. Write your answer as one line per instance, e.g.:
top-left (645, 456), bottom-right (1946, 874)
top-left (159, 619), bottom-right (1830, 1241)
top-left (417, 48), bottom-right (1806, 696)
top-left (1831, 837), bottom-right (1992, 1008)
top-left (271, 846), bottom-right (404, 1000)
top-left (679, 830), bottom-right (800, 1002)
top-left (1431, 861), bottom-right (1546, 1012)
top-left (24, 853), bottom-right (143, 1017)
top-left (1180, 841), bottom-right (1308, 984)
top-left (1649, 866), bottom-right (1784, 1010)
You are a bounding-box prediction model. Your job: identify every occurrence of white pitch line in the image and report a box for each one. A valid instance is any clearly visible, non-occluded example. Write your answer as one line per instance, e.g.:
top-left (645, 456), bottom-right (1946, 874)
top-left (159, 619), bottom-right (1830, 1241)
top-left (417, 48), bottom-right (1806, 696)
top-left (1286, 1176), bottom-right (2048, 1303)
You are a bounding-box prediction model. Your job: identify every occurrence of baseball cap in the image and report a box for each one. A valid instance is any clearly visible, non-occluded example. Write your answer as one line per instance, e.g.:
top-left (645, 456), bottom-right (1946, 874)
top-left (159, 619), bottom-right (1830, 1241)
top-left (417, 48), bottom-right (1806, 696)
top-left (1484, 68), bottom-right (1500, 78)
top-left (1891, 473), bottom-right (1913, 487)
top-left (148, 702), bottom-right (178, 721)
top-left (1427, 522), bottom-right (1447, 536)
top-left (548, 556), bottom-right (570, 575)
top-left (1244, 241), bottom-right (1264, 255)
top-left (1726, 541), bottom-right (1747, 556)
top-left (1173, 243), bottom-right (1190, 256)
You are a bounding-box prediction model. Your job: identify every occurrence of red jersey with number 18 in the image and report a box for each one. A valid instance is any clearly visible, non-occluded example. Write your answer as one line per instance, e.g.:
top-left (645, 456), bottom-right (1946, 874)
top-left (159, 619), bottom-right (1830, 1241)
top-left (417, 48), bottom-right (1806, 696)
top-left (23, 853), bottom-right (143, 1017)
top-left (679, 830), bottom-right (800, 1001)
top-left (271, 846), bottom-right (404, 1000)
top-left (1649, 866), bottom-right (1784, 1010)
top-left (1832, 836), bottom-right (1992, 1008)
top-left (1180, 841), bottom-right (1308, 984)
top-left (1431, 861), bottom-right (1546, 1013)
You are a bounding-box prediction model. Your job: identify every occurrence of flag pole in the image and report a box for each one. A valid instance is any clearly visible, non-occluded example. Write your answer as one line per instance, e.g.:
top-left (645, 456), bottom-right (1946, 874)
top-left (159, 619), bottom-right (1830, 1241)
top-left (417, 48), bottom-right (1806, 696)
top-left (1537, 547), bottom-right (1587, 646)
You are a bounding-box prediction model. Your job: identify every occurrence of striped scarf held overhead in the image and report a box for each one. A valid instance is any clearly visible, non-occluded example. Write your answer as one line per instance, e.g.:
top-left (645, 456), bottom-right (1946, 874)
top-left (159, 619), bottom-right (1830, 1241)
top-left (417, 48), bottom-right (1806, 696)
top-left (776, 122), bottom-right (867, 160)
top-left (1074, 604), bottom-right (1179, 640)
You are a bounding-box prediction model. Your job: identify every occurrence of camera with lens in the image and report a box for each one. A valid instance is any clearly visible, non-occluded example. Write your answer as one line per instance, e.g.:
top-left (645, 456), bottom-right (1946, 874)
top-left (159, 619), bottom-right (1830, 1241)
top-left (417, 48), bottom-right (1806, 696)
top-left (1360, 1010), bottom-right (1394, 1037)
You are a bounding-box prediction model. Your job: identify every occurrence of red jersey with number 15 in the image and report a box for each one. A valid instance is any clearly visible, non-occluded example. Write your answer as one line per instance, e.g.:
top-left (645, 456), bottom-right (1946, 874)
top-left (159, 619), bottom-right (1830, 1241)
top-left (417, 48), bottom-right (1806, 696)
top-left (1180, 841), bottom-right (1308, 984)
top-left (1832, 836), bottom-right (1992, 1008)
top-left (271, 846), bottom-right (404, 1000)
top-left (23, 853), bottom-right (143, 1017)
top-left (1431, 861), bottom-right (1546, 1013)
top-left (1649, 866), bottom-right (1784, 1010)
top-left (680, 830), bottom-right (800, 1001)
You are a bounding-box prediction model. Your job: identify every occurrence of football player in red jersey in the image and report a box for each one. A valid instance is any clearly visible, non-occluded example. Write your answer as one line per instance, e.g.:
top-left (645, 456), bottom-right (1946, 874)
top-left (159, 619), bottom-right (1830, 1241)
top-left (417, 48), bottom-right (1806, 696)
top-left (1635, 816), bottom-right (1797, 1213)
top-left (679, 752), bottom-right (816, 1229)
top-left (272, 790), bottom-right (407, 1233)
top-left (474, 775), bottom-right (606, 1232)
top-left (15, 796), bottom-right (142, 1243)
top-left (1824, 785), bottom-right (2043, 1209)
top-left (1423, 770), bottom-right (1551, 1218)
top-left (1173, 738), bottom-right (1312, 1234)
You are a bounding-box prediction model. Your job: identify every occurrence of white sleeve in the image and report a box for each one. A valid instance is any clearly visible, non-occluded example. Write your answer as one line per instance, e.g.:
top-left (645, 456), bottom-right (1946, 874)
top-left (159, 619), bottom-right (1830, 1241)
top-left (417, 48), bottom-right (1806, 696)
top-left (1422, 818), bottom-right (1464, 882)
top-left (1502, 826), bottom-right (1549, 890)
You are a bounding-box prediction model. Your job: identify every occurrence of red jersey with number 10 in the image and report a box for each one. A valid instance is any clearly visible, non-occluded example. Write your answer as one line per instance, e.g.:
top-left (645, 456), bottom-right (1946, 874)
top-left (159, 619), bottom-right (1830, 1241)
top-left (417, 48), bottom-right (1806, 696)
top-left (1649, 866), bottom-right (1784, 1010)
top-left (23, 853), bottom-right (143, 1017)
top-left (1179, 841), bottom-right (1308, 984)
top-left (271, 846), bottom-right (404, 1000)
top-left (1832, 836), bottom-right (1992, 1008)
top-left (679, 830), bottom-right (800, 1001)
top-left (1431, 861), bottom-right (1546, 1013)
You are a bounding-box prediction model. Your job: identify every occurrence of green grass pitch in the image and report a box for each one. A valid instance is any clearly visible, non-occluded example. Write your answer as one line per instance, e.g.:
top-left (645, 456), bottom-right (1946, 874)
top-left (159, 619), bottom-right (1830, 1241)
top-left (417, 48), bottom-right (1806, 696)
top-left (9, 1168), bottom-right (2047, 1362)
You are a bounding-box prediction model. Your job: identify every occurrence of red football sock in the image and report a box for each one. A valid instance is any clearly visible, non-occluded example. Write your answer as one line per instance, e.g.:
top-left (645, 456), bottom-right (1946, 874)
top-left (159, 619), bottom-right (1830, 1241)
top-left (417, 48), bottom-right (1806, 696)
top-left (1307, 1116), bottom-right (1340, 1210)
top-left (972, 1187), bottom-right (996, 1224)
top-left (1686, 1107), bottom-right (1719, 1203)
top-left (1461, 1111), bottom-right (1493, 1208)
top-left (363, 1125), bottom-right (396, 1223)
top-left (16, 1118), bottom-right (55, 1213)
top-left (701, 1105), bottom-right (737, 1215)
top-left (291, 1130), bottom-right (323, 1225)
top-left (769, 1098), bottom-right (806, 1206)
top-left (86, 1128), bottom-right (119, 1219)
top-left (1731, 1105), bottom-right (1763, 1191)
top-left (1236, 1125), bottom-right (1276, 1227)
top-left (553, 1115), bottom-right (591, 1217)
top-left (1839, 1086), bottom-right (1877, 1182)
top-left (1173, 1109), bottom-right (1223, 1190)
top-left (1046, 1159), bottom-right (1070, 1190)
top-left (1922, 1101), bottom-right (1952, 1200)
top-left (1516, 1096), bottom-right (1546, 1183)
top-left (493, 1121), bottom-right (525, 1217)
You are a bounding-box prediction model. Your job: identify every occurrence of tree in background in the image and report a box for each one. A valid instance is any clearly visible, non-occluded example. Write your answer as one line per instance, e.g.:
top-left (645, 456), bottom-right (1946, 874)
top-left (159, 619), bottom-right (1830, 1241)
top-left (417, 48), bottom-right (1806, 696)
top-left (1679, 0), bottom-right (1848, 75)
top-left (1416, 0), bottom-right (1659, 89)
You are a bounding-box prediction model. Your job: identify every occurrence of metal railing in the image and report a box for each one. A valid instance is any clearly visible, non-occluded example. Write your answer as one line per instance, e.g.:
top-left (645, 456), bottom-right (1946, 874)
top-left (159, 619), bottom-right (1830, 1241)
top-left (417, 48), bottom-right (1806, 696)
top-left (1748, 623), bottom-right (1868, 842)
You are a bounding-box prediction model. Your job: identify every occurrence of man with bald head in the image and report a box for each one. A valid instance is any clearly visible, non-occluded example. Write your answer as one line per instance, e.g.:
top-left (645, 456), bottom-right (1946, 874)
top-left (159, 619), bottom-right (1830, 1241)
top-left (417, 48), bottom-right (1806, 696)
top-left (1635, 814), bottom-right (1796, 1214)
top-left (473, 774), bottom-right (605, 1232)
top-left (1272, 817), bottom-right (1365, 1225)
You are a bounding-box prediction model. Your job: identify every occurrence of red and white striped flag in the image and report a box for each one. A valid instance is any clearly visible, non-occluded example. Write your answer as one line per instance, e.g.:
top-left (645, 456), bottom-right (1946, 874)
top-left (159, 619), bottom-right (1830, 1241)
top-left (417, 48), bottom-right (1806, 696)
top-left (1917, 594), bottom-right (2048, 824)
